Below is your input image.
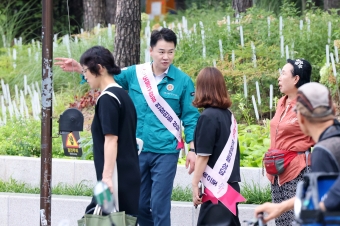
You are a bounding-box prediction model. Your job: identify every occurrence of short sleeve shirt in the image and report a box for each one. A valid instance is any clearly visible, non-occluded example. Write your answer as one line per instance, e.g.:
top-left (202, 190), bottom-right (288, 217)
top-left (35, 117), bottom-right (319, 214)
top-left (194, 107), bottom-right (241, 182)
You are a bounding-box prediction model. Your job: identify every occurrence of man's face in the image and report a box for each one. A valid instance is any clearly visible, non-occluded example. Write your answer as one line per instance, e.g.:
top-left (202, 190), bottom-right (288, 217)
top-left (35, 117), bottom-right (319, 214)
top-left (150, 39), bottom-right (175, 73)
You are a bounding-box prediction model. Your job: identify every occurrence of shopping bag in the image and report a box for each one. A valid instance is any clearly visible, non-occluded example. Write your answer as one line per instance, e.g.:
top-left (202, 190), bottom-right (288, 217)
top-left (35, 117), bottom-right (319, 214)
top-left (77, 205), bottom-right (137, 226)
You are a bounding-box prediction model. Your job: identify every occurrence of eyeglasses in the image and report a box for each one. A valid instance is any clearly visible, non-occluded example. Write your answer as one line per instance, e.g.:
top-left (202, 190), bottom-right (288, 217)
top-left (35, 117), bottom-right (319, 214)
top-left (82, 67), bottom-right (88, 74)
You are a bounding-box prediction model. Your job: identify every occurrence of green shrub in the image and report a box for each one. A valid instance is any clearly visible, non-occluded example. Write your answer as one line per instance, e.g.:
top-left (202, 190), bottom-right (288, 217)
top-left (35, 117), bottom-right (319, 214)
top-left (0, 119), bottom-right (63, 157)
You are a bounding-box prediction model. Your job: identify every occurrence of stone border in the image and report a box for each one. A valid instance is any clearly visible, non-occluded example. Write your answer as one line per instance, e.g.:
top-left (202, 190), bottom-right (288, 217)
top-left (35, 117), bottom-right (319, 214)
top-left (0, 156), bottom-right (270, 189)
top-left (0, 193), bottom-right (274, 226)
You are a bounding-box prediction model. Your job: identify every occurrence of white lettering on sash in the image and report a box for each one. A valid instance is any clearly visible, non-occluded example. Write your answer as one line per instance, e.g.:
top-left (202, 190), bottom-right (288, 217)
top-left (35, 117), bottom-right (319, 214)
top-left (136, 63), bottom-right (182, 143)
top-left (201, 113), bottom-right (238, 198)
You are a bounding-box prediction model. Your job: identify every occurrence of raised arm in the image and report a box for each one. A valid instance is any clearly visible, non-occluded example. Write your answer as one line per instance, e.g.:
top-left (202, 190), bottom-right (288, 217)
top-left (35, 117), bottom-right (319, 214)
top-left (54, 58), bottom-right (83, 73)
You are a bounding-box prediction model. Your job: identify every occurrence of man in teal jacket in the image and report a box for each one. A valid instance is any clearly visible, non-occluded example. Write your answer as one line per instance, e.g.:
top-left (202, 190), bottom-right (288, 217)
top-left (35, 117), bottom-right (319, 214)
top-left (55, 28), bottom-right (199, 226)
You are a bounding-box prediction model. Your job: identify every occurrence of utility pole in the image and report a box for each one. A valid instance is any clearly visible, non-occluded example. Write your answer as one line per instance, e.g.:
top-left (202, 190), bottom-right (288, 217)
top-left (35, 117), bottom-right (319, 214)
top-left (40, 0), bottom-right (53, 225)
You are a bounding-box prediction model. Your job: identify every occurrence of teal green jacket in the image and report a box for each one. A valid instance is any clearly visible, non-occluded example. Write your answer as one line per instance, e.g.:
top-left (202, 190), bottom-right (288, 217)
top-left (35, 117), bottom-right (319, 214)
top-left (114, 64), bottom-right (200, 154)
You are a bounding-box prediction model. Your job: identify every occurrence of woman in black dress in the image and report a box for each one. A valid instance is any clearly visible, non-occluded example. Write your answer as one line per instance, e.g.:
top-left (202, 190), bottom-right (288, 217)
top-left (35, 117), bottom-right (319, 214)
top-left (192, 67), bottom-right (244, 226)
top-left (80, 46), bottom-right (140, 217)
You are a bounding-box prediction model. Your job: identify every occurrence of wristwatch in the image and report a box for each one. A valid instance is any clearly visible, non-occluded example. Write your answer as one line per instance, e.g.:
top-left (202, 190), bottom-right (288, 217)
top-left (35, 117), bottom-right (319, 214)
top-left (189, 148), bottom-right (195, 152)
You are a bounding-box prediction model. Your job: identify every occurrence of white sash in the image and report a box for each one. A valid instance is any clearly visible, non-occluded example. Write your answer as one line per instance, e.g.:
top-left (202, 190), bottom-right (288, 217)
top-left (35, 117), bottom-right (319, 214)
top-left (136, 63), bottom-right (182, 144)
top-left (201, 113), bottom-right (238, 199)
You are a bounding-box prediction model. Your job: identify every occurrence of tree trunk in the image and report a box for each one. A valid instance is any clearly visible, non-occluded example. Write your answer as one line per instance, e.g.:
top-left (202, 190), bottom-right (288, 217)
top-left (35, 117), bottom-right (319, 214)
top-left (83, 0), bottom-right (106, 31)
top-left (113, 0), bottom-right (141, 67)
top-left (301, 0), bottom-right (306, 13)
top-left (313, 0), bottom-right (323, 7)
top-left (324, 0), bottom-right (340, 14)
top-left (176, 0), bottom-right (186, 10)
top-left (232, 0), bottom-right (253, 14)
top-left (105, 0), bottom-right (117, 24)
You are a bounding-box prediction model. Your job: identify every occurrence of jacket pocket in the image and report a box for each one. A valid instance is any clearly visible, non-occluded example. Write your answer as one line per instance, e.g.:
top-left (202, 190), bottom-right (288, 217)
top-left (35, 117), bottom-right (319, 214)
top-left (160, 92), bottom-right (181, 115)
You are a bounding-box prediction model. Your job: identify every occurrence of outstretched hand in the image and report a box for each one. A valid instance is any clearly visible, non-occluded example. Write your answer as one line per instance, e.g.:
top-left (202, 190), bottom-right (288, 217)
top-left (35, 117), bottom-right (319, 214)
top-left (254, 202), bottom-right (283, 224)
top-left (54, 57), bottom-right (82, 73)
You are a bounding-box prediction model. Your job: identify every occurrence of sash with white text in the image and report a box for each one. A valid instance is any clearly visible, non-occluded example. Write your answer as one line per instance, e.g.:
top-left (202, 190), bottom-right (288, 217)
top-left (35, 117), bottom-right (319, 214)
top-left (136, 63), bottom-right (184, 149)
top-left (201, 113), bottom-right (246, 215)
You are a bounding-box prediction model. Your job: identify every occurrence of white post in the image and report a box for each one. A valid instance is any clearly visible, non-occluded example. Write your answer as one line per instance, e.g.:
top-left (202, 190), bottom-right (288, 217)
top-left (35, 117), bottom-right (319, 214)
top-left (279, 16), bottom-right (283, 36)
top-left (219, 39), bottom-right (223, 61)
top-left (1, 80), bottom-right (7, 103)
top-left (232, 50), bottom-right (235, 68)
top-left (256, 81), bottom-right (261, 106)
top-left (335, 46), bottom-right (339, 64)
top-left (326, 45), bottom-right (330, 67)
top-left (243, 75), bottom-right (247, 99)
top-left (252, 95), bottom-right (259, 122)
top-left (280, 36), bottom-right (284, 58)
top-left (330, 52), bottom-right (337, 77)
top-left (299, 20), bottom-right (303, 30)
top-left (24, 75), bottom-right (27, 95)
top-left (328, 21), bottom-right (331, 44)
top-left (251, 42), bottom-right (256, 68)
top-left (269, 84), bottom-right (273, 110)
top-left (240, 26), bottom-right (244, 48)
top-left (227, 15), bottom-right (231, 33)
top-left (15, 85), bottom-right (19, 104)
top-left (307, 19), bottom-right (310, 32)
top-left (285, 45), bottom-right (289, 60)
top-left (202, 45), bottom-right (206, 59)
top-left (270, 84), bottom-right (273, 118)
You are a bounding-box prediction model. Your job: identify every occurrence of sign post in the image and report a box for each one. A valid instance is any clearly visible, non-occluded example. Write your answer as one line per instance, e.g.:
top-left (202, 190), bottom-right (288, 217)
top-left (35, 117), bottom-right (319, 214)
top-left (40, 0), bottom-right (53, 225)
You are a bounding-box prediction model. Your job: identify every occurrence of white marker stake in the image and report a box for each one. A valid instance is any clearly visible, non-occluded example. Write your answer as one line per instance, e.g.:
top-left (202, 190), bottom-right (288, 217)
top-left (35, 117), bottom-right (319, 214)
top-left (108, 23), bottom-right (112, 40)
top-left (243, 75), bottom-right (247, 99)
top-left (251, 42), bottom-right (256, 68)
top-left (252, 95), bottom-right (259, 122)
top-left (202, 45), bottom-right (206, 59)
top-left (299, 20), bottom-right (303, 30)
top-left (331, 53), bottom-right (337, 77)
top-left (285, 45), bottom-right (289, 60)
top-left (15, 85), bottom-right (19, 104)
top-left (227, 16), bottom-right (231, 33)
top-left (240, 26), bottom-right (244, 48)
top-left (280, 36), bottom-right (284, 58)
top-left (256, 81), bottom-right (261, 105)
top-left (279, 16), bottom-right (283, 36)
top-left (269, 84), bottom-right (273, 110)
top-left (270, 84), bottom-right (273, 119)
top-left (326, 45), bottom-right (330, 66)
top-left (213, 59), bottom-right (216, 68)
top-left (219, 39), bottom-right (223, 61)
top-left (328, 21), bottom-right (331, 44)
top-left (24, 75), bottom-right (27, 95)
top-left (232, 50), bottom-right (235, 68)
top-left (335, 46), bottom-right (339, 64)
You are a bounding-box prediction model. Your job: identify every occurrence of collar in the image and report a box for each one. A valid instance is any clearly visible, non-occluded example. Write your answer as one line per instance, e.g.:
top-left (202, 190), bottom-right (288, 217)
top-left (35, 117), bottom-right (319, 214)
top-left (101, 83), bottom-right (122, 92)
top-left (280, 95), bottom-right (297, 107)
top-left (318, 119), bottom-right (340, 142)
top-left (150, 62), bottom-right (173, 78)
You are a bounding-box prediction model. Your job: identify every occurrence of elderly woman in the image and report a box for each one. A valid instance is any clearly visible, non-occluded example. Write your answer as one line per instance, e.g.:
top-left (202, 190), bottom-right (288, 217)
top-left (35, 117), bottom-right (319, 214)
top-left (191, 67), bottom-right (244, 226)
top-left (265, 59), bottom-right (314, 225)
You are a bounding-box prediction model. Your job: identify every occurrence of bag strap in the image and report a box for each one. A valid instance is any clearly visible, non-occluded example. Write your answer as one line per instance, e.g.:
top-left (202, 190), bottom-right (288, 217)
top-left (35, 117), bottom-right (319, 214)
top-left (305, 149), bottom-right (311, 173)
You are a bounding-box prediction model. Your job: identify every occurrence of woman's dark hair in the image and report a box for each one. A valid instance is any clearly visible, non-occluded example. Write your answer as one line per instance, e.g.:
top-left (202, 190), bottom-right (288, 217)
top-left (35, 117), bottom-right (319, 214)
top-left (79, 46), bottom-right (121, 77)
top-left (193, 67), bottom-right (232, 109)
top-left (287, 58), bottom-right (312, 88)
top-left (150, 28), bottom-right (177, 48)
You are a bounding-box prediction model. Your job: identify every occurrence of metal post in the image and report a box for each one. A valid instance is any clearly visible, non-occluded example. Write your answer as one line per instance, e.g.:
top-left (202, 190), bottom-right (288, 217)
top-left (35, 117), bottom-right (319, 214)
top-left (40, 0), bottom-right (53, 225)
